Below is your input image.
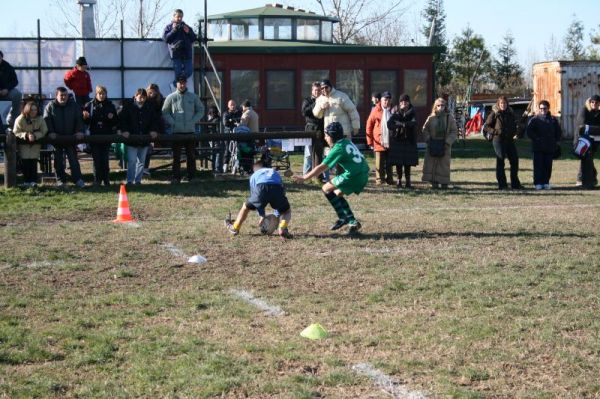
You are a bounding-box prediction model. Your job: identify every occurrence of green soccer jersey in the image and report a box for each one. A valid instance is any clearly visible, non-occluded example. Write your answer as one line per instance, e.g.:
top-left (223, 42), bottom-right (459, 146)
top-left (323, 138), bottom-right (369, 175)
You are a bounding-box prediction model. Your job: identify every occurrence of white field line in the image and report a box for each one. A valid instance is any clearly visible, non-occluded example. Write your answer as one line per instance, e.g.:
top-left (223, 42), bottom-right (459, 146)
top-left (229, 289), bottom-right (286, 317)
top-left (352, 363), bottom-right (428, 399)
top-left (0, 260), bottom-right (65, 270)
top-left (162, 243), bottom-right (186, 258)
top-left (386, 203), bottom-right (600, 213)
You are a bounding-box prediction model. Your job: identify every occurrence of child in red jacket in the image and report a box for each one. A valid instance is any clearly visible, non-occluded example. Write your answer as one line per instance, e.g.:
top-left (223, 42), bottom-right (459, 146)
top-left (64, 56), bottom-right (92, 108)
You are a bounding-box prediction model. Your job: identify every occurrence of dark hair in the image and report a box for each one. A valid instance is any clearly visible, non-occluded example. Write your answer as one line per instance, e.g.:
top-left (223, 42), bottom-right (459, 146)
top-left (539, 100), bottom-right (550, 108)
top-left (371, 92), bottom-right (381, 100)
top-left (56, 86), bottom-right (68, 94)
top-left (242, 99), bottom-right (252, 108)
top-left (173, 9), bottom-right (183, 15)
top-left (590, 95), bottom-right (600, 103)
top-left (496, 96), bottom-right (509, 108)
top-left (320, 79), bottom-right (332, 88)
top-left (312, 81), bottom-right (321, 88)
top-left (22, 101), bottom-right (38, 117)
top-left (134, 88), bottom-right (147, 98)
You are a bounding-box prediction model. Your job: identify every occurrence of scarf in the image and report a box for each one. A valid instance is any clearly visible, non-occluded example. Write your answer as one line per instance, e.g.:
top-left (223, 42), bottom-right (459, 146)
top-left (381, 107), bottom-right (392, 147)
top-left (434, 111), bottom-right (447, 139)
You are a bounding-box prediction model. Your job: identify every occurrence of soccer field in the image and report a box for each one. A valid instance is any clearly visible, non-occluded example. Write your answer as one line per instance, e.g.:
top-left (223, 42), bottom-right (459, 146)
top-left (1, 141), bottom-right (600, 398)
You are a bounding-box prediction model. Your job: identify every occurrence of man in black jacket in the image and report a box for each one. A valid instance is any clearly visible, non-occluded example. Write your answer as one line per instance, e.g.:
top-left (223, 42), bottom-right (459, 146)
top-left (44, 87), bottom-right (85, 188)
top-left (302, 81), bottom-right (326, 180)
top-left (575, 95), bottom-right (600, 188)
top-left (0, 50), bottom-right (22, 131)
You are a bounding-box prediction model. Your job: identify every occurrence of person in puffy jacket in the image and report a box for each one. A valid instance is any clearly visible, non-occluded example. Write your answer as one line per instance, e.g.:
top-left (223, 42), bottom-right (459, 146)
top-left (83, 85), bottom-right (118, 186)
top-left (313, 79), bottom-right (360, 140)
top-left (483, 96), bottom-right (523, 190)
top-left (118, 88), bottom-right (160, 185)
top-left (526, 100), bottom-right (562, 190)
top-left (13, 101), bottom-right (47, 187)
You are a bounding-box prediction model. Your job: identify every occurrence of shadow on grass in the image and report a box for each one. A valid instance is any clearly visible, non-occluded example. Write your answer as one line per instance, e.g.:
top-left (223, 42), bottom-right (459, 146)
top-left (299, 229), bottom-right (591, 241)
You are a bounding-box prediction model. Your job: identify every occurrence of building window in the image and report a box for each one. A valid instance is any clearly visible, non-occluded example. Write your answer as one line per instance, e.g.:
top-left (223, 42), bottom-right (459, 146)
top-left (404, 70), bottom-right (428, 107)
top-left (370, 71), bottom-right (397, 102)
top-left (231, 18), bottom-right (259, 40)
top-left (321, 21), bottom-right (333, 42)
top-left (301, 70), bottom-right (329, 99)
top-left (264, 18), bottom-right (292, 40)
top-left (208, 20), bottom-right (229, 41)
top-left (231, 70), bottom-right (259, 106)
top-left (336, 69), bottom-right (364, 108)
top-left (297, 19), bottom-right (320, 41)
top-left (267, 71), bottom-right (295, 109)
top-left (203, 71), bottom-right (223, 109)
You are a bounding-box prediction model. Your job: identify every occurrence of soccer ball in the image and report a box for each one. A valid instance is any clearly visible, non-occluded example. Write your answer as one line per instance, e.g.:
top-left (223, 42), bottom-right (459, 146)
top-left (260, 214), bottom-right (279, 235)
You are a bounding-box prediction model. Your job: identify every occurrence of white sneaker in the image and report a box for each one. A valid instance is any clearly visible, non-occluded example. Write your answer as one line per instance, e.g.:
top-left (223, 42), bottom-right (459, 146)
top-left (56, 181), bottom-right (66, 188)
top-left (543, 184), bottom-right (551, 190)
top-left (535, 184), bottom-right (543, 190)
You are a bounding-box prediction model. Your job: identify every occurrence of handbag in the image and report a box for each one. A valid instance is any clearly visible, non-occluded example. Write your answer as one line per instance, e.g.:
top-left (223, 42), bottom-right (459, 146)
top-left (553, 143), bottom-right (562, 160)
top-left (428, 139), bottom-right (445, 157)
top-left (428, 114), bottom-right (448, 157)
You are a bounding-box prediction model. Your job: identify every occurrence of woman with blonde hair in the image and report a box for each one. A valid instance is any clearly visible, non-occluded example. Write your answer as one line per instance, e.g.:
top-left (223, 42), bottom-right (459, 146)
top-left (421, 98), bottom-right (458, 189)
top-left (13, 101), bottom-right (48, 187)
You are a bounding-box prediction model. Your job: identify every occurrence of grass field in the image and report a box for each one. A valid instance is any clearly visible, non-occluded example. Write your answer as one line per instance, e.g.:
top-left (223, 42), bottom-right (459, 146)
top-left (1, 139), bottom-right (599, 398)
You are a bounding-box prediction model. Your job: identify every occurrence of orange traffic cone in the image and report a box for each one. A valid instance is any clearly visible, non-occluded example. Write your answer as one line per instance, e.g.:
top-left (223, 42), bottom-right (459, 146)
top-left (113, 184), bottom-right (134, 223)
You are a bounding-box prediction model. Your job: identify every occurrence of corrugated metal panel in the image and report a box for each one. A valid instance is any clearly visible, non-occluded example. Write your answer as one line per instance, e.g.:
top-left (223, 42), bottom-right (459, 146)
top-left (559, 62), bottom-right (600, 138)
top-left (533, 61), bottom-right (600, 138)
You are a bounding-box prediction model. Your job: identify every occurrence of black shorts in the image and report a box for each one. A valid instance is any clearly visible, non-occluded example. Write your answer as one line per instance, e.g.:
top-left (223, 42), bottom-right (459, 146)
top-left (246, 183), bottom-right (290, 214)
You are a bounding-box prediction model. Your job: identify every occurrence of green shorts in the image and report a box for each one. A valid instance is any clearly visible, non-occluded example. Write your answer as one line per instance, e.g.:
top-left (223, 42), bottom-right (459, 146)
top-left (332, 171), bottom-right (369, 195)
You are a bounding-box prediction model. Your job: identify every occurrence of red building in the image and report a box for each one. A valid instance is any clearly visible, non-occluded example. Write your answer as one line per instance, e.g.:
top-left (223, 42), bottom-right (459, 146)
top-left (199, 4), bottom-right (439, 131)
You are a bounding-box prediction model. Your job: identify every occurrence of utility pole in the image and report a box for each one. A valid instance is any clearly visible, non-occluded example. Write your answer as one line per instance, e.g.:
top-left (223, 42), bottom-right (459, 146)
top-left (139, 0), bottom-right (145, 38)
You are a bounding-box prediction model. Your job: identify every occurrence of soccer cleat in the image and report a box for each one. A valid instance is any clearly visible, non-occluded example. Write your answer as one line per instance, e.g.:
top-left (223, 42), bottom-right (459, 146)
top-left (348, 220), bottom-right (362, 233)
top-left (278, 227), bottom-right (292, 239)
top-left (225, 220), bottom-right (239, 236)
top-left (330, 218), bottom-right (348, 231)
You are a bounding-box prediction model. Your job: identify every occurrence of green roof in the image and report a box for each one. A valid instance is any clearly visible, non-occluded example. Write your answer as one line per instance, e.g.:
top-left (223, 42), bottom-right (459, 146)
top-left (207, 5), bottom-right (339, 22)
top-left (207, 40), bottom-right (442, 55)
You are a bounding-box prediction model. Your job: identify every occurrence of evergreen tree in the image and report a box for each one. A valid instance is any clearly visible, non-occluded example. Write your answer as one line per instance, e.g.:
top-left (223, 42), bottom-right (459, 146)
top-left (564, 15), bottom-right (586, 60)
top-left (492, 33), bottom-right (524, 92)
top-left (449, 26), bottom-right (491, 100)
top-left (421, 0), bottom-right (451, 91)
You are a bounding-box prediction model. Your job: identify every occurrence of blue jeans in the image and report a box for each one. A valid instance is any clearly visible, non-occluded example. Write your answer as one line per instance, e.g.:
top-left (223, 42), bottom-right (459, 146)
top-left (127, 146), bottom-right (149, 184)
top-left (303, 145), bottom-right (313, 175)
top-left (172, 58), bottom-right (193, 83)
top-left (54, 145), bottom-right (82, 183)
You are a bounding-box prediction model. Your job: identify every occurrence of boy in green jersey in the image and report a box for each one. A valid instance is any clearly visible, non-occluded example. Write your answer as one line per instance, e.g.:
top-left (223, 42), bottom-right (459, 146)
top-left (294, 122), bottom-right (369, 232)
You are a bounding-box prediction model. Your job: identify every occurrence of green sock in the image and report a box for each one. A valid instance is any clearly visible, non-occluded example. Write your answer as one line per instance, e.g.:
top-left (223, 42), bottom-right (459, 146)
top-left (337, 197), bottom-right (355, 222)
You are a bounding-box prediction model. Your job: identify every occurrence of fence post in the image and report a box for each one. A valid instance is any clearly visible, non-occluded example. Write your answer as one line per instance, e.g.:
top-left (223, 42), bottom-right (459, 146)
top-left (4, 132), bottom-right (17, 188)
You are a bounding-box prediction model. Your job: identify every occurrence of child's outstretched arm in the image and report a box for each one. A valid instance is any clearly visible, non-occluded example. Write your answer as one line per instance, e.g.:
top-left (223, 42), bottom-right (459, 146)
top-left (293, 163), bottom-right (328, 183)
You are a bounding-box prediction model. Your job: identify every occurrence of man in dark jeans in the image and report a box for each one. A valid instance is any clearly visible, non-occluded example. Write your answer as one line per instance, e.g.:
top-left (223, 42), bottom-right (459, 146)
top-left (575, 95), bottom-right (600, 188)
top-left (302, 81), bottom-right (326, 181)
top-left (44, 87), bottom-right (85, 188)
top-left (0, 50), bottom-right (22, 131)
top-left (222, 99), bottom-right (242, 171)
top-left (163, 9), bottom-right (196, 85)
top-left (162, 76), bottom-right (203, 183)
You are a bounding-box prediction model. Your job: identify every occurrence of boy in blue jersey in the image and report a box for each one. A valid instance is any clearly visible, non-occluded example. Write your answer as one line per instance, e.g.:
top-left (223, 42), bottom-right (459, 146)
top-left (294, 122), bottom-right (369, 233)
top-left (225, 155), bottom-right (292, 238)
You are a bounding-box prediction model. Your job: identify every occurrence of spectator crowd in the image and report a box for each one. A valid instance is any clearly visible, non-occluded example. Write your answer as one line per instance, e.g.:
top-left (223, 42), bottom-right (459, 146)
top-left (2, 9), bottom-right (600, 191)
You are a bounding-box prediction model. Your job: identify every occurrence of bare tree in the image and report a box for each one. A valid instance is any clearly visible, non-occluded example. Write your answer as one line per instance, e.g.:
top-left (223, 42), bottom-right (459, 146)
top-left (50, 0), bottom-right (175, 38)
top-left (308, 0), bottom-right (408, 44)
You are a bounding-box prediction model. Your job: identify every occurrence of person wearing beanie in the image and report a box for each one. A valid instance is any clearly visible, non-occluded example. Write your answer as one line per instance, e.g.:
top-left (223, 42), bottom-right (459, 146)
top-left (64, 56), bottom-right (92, 108)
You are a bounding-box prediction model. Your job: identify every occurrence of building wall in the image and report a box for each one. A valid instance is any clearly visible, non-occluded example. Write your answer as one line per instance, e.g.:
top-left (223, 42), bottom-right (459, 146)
top-left (533, 61), bottom-right (600, 138)
top-left (200, 52), bottom-right (434, 132)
